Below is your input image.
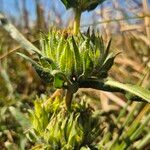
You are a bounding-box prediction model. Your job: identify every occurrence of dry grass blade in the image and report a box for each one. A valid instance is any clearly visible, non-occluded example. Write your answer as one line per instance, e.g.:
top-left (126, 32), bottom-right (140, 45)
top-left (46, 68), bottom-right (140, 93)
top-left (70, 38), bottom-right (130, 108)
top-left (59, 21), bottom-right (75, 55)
top-left (0, 39), bottom-right (38, 60)
top-left (101, 91), bottom-right (131, 111)
top-left (0, 13), bottom-right (41, 55)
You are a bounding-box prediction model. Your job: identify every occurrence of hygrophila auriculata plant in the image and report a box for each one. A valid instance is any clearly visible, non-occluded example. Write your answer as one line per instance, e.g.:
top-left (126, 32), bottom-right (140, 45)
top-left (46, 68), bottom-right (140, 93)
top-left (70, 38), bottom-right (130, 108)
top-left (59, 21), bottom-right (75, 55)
top-left (0, 0), bottom-right (150, 149)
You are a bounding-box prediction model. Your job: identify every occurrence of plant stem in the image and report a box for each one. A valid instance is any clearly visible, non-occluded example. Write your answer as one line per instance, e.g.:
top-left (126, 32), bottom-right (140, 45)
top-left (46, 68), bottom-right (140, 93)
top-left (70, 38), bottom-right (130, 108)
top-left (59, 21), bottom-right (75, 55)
top-left (65, 89), bottom-right (73, 109)
top-left (73, 9), bottom-right (81, 35)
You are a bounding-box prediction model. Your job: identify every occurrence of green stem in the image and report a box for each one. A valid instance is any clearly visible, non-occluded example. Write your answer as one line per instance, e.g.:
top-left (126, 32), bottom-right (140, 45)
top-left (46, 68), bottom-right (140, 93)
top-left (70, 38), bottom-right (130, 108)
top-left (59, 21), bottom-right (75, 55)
top-left (73, 9), bottom-right (81, 35)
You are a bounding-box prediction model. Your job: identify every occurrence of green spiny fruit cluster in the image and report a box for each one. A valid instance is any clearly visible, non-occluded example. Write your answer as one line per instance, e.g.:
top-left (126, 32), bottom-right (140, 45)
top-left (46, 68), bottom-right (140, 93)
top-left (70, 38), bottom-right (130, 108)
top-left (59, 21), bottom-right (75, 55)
top-left (41, 29), bottom-right (116, 85)
top-left (19, 29), bottom-right (116, 90)
top-left (27, 96), bottom-right (101, 150)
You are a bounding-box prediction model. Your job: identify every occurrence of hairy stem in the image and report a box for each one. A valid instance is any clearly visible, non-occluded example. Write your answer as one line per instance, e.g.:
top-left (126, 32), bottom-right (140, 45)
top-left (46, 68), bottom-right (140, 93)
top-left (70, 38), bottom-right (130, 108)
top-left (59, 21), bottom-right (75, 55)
top-left (73, 9), bottom-right (81, 35)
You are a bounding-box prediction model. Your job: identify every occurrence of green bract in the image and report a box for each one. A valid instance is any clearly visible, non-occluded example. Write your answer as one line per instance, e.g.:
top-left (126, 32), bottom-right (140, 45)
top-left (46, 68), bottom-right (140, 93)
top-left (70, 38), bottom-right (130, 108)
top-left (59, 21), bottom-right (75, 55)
top-left (27, 97), bottom-right (101, 149)
top-left (18, 29), bottom-right (150, 105)
top-left (60, 0), bottom-right (106, 12)
top-left (19, 29), bottom-right (115, 89)
top-left (18, 29), bottom-right (150, 104)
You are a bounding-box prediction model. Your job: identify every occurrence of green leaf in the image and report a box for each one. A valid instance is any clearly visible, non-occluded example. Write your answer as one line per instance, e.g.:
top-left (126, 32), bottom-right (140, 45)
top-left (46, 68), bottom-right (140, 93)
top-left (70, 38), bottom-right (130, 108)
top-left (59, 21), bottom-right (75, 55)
top-left (17, 53), bottom-right (54, 83)
top-left (72, 37), bottom-right (82, 76)
top-left (105, 79), bottom-right (150, 103)
top-left (98, 54), bottom-right (117, 78)
top-left (26, 130), bottom-right (39, 142)
top-left (40, 57), bottom-right (57, 70)
top-left (84, 0), bottom-right (106, 12)
top-left (102, 38), bottom-right (112, 64)
top-left (54, 74), bottom-right (65, 88)
top-left (51, 70), bottom-right (71, 88)
top-left (83, 50), bottom-right (94, 77)
top-left (56, 36), bottom-right (65, 64)
top-left (98, 36), bottom-right (105, 55)
top-left (130, 113), bottom-right (150, 141)
top-left (60, 0), bottom-right (106, 12)
top-left (60, 0), bottom-right (77, 9)
top-left (0, 13), bottom-right (42, 55)
top-left (59, 41), bottom-right (74, 77)
top-left (9, 106), bottom-right (31, 129)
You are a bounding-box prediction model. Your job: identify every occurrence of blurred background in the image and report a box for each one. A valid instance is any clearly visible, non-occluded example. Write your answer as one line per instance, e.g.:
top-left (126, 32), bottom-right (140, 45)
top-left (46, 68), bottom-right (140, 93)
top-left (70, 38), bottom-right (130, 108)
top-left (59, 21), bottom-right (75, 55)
top-left (0, 0), bottom-right (150, 149)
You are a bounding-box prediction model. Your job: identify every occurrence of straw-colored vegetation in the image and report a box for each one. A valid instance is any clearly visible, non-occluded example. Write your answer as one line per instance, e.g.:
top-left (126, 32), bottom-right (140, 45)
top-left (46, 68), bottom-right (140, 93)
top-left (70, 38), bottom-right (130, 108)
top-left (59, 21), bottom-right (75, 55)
top-left (0, 0), bottom-right (150, 149)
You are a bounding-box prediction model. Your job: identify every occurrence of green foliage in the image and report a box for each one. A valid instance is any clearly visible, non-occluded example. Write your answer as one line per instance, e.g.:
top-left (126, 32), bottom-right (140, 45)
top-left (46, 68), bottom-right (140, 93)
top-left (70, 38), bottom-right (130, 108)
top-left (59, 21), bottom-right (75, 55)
top-left (9, 106), bottom-right (31, 129)
top-left (1, 12), bottom-right (149, 104)
top-left (0, 2), bottom-right (150, 149)
top-left (18, 29), bottom-right (150, 104)
top-left (0, 100), bottom-right (31, 150)
top-left (27, 97), bottom-right (101, 149)
top-left (96, 103), bottom-right (150, 150)
top-left (105, 79), bottom-right (150, 102)
top-left (60, 0), bottom-right (106, 12)
top-left (26, 96), bottom-right (150, 150)
top-left (0, 41), bottom-right (14, 98)
top-left (20, 30), bottom-right (115, 89)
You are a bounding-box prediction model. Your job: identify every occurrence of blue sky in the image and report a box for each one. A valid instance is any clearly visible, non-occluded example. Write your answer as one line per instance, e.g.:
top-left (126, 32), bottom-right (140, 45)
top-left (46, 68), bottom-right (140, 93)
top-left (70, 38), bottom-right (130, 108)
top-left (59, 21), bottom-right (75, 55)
top-left (0, 0), bottom-right (150, 27)
top-left (0, 0), bottom-right (66, 21)
top-left (1, 0), bottom-right (150, 17)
